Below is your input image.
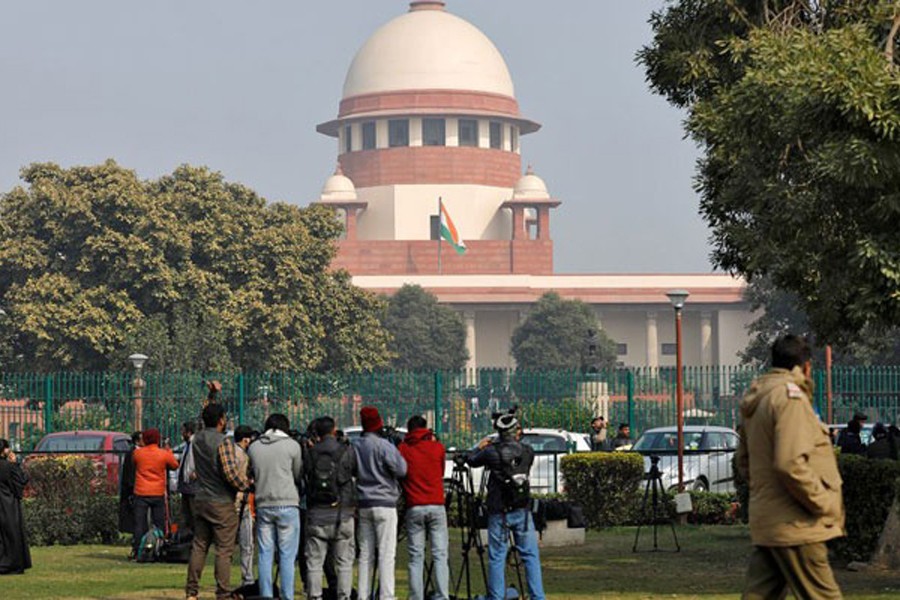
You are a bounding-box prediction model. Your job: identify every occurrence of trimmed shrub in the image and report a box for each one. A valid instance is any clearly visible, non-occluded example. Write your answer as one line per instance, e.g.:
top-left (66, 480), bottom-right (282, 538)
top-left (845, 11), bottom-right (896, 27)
top-left (683, 491), bottom-right (739, 525)
top-left (830, 455), bottom-right (900, 563)
top-left (560, 451), bottom-right (644, 528)
top-left (23, 455), bottom-right (120, 545)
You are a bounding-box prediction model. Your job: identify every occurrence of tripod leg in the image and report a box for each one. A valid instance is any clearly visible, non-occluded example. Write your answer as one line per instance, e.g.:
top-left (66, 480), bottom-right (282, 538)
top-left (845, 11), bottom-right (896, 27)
top-left (632, 472), bottom-right (654, 552)
top-left (507, 527), bottom-right (526, 600)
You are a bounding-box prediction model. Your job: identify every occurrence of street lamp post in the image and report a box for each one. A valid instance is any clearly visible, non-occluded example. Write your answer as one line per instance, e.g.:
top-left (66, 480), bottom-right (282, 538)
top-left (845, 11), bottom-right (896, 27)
top-left (128, 353), bottom-right (148, 432)
top-left (666, 290), bottom-right (689, 493)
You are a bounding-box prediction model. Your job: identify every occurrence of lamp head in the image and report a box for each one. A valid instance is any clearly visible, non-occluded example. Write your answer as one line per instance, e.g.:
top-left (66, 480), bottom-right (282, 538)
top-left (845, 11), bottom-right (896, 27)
top-left (128, 353), bottom-right (148, 371)
top-left (666, 290), bottom-right (690, 310)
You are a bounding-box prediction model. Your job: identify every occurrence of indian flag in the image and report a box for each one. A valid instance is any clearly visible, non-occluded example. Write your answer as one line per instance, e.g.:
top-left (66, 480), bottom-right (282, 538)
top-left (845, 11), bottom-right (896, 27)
top-left (440, 201), bottom-right (466, 255)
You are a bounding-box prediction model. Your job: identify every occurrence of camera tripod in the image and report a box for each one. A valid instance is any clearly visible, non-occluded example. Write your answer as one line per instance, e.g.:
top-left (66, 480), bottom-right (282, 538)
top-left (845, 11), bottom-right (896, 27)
top-left (447, 460), bottom-right (488, 600)
top-left (447, 459), bottom-right (528, 600)
top-left (633, 455), bottom-right (680, 553)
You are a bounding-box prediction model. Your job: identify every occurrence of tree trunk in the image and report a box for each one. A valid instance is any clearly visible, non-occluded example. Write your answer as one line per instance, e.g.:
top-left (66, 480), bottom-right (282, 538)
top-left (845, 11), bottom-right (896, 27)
top-left (870, 496), bottom-right (900, 569)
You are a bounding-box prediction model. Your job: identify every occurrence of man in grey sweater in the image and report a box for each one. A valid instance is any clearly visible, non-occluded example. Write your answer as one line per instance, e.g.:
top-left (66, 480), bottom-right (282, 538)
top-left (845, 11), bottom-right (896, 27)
top-left (248, 413), bottom-right (303, 600)
top-left (355, 406), bottom-right (408, 600)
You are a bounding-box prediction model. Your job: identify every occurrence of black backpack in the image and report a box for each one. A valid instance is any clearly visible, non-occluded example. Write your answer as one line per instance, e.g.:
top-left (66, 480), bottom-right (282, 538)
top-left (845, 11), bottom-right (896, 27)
top-left (496, 442), bottom-right (530, 511)
top-left (308, 445), bottom-right (347, 507)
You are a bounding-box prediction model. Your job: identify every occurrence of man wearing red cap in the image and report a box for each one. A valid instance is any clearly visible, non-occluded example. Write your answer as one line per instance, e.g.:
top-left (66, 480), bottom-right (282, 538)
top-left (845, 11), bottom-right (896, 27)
top-left (355, 406), bottom-right (407, 600)
top-left (131, 427), bottom-right (178, 558)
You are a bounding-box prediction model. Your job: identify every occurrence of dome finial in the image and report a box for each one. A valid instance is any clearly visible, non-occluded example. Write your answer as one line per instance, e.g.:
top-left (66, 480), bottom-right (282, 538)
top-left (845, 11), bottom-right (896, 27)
top-left (409, 1), bottom-right (446, 12)
top-left (525, 164), bottom-right (535, 176)
top-left (334, 163), bottom-right (344, 176)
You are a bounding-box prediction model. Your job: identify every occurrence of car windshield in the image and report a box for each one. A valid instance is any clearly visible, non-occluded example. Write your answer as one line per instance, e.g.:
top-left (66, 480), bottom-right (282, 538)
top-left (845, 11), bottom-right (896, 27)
top-left (37, 435), bottom-right (105, 452)
top-left (520, 434), bottom-right (567, 453)
top-left (632, 431), bottom-right (704, 453)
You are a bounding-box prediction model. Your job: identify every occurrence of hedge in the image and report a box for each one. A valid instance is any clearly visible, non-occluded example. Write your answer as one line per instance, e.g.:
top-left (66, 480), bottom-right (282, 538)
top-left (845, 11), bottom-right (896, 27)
top-left (560, 451), bottom-right (644, 528)
top-left (830, 455), bottom-right (900, 563)
top-left (23, 455), bottom-right (120, 545)
top-left (736, 451), bottom-right (900, 563)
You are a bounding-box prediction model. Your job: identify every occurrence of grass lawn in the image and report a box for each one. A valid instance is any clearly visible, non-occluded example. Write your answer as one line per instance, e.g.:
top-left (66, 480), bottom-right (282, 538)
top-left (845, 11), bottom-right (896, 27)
top-left (3, 526), bottom-right (900, 599)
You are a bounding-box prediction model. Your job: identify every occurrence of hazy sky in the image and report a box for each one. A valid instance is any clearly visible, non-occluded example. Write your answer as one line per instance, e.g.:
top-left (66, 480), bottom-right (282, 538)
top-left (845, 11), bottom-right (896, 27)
top-left (0, 1), bottom-right (713, 274)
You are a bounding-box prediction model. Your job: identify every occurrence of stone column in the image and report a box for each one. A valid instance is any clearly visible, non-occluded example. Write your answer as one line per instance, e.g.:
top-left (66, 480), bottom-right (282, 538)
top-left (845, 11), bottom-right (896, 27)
top-left (464, 310), bottom-right (477, 371)
top-left (646, 311), bottom-right (659, 368)
top-left (537, 207), bottom-right (550, 240)
top-left (511, 207), bottom-right (525, 240)
top-left (344, 207), bottom-right (358, 241)
top-left (700, 311), bottom-right (713, 367)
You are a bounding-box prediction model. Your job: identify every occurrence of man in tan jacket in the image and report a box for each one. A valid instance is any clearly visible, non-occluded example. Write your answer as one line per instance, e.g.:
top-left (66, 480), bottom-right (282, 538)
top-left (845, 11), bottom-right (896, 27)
top-left (737, 335), bottom-right (845, 599)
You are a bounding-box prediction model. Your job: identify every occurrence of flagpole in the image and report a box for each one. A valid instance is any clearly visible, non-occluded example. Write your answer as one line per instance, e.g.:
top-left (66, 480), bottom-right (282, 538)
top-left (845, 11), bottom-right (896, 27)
top-left (437, 196), bottom-right (443, 275)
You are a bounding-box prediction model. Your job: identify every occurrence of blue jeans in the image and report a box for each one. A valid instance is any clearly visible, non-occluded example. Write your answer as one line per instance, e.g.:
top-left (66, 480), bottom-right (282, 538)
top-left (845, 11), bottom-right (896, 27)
top-left (486, 510), bottom-right (545, 600)
top-left (257, 506), bottom-right (301, 600)
top-left (406, 505), bottom-right (449, 600)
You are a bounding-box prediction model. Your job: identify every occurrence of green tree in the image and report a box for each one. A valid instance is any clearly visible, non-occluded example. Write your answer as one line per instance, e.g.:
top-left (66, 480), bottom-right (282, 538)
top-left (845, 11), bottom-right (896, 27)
top-left (639, 1), bottom-right (900, 346)
top-left (511, 292), bottom-right (617, 371)
top-left (0, 160), bottom-right (391, 372)
top-left (382, 284), bottom-right (467, 371)
top-left (742, 276), bottom-right (900, 366)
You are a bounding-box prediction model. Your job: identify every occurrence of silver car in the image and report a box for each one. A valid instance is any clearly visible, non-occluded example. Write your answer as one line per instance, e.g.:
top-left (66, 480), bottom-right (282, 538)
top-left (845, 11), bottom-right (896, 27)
top-left (630, 425), bottom-right (739, 493)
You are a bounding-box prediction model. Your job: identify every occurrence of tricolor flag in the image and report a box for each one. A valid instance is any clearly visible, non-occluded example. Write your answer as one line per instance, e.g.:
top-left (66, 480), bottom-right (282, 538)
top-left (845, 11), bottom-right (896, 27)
top-left (439, 201), bottom-right (466, 255)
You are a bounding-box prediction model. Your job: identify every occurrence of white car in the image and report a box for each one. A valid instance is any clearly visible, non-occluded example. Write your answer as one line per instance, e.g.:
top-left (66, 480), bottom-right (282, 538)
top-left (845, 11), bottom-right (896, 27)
top-left (630, 425), bottom-right (739, 493)
top-left (445, 428), bottom-right (592, 494)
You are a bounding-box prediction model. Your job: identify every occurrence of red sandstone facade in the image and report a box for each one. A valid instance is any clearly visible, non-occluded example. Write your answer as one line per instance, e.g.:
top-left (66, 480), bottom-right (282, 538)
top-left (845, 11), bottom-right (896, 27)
top-left (331, 239), bottom-right (554, 276)
top-left (337, 146), bottom-right (521, 189)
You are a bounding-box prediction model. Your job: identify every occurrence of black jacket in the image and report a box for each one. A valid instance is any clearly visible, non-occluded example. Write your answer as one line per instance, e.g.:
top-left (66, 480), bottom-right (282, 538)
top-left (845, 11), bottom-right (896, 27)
top-left (467, 439), bottom-right (534, 515)
top-left (838, 430), bottom-right (866, 456)
top-left (0, 459), bottom-right (32, 574)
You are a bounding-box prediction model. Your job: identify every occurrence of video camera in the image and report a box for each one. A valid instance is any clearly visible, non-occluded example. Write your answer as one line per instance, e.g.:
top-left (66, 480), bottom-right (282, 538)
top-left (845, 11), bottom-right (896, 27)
top-left (451, 450), bottom-right (469, 468)
top-left (379, 425), bottom-right (405, 447)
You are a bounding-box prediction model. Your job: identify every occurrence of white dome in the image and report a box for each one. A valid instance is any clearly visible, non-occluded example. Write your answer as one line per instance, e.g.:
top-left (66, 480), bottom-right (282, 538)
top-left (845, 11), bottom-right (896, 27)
top-left (342, 5), bottom-right (515, 99)
top-left (513, 167), bottom-right (550, 200)
top-left (319, 167), bottom-right (358, 203)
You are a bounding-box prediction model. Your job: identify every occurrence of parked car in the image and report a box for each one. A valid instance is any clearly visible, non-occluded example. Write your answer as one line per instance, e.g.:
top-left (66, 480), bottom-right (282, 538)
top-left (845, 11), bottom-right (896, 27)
top-left (27, 430), bottom-right (131, 492)
top-left (629, 425), bottom-right (740, 493)
top-left (446, 428), bottom-right (592, 494)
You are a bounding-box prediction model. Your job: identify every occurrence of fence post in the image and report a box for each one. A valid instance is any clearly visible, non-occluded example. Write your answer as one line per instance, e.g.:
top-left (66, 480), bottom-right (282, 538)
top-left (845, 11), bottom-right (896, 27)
top-left (238, 372), bottom-right (245, 425)
top-left (626, 369), bottom-right (635, 432)
top-left (813, 368), bottom-right (826, 418)
top-left (43, 373), bottom-right (54, 435)
top-left (434, 371), bottom-right (443, 436)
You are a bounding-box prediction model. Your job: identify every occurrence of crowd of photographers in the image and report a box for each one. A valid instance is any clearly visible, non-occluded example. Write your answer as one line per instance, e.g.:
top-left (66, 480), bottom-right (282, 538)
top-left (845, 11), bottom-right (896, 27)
top-left (151, 385), bottom-right (546, 600)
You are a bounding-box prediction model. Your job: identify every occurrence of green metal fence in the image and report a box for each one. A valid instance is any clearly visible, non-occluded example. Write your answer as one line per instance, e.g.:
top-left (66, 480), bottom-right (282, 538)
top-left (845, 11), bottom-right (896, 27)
top-left (2, 366), bottom-right (899, 452)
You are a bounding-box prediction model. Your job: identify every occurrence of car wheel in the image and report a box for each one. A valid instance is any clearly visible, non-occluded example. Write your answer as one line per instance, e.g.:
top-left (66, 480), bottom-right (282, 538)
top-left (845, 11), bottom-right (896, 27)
top-left (692, 478), bottom-right (709, 492)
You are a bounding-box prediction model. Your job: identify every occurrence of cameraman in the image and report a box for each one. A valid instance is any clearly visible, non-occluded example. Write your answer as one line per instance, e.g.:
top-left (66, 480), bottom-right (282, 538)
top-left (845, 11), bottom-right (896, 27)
top-left (466, 413), bottom-right (545, 600)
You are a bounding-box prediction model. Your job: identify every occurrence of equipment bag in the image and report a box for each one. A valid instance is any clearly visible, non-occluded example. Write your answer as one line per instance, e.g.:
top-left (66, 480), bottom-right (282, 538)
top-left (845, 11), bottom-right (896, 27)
top-left (497, 443), bottom-right (530, 511)
top-left (136, 526), bottom-right (165, 563)
top-left (307, 445), bottom-right (347, 507)
top-left (159, 529), bottom-right (193, 563)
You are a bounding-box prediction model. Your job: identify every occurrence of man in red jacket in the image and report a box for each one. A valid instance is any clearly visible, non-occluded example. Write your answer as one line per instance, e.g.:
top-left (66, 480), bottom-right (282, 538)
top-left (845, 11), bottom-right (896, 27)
top-left (398, 415), bottom-right (448, 600)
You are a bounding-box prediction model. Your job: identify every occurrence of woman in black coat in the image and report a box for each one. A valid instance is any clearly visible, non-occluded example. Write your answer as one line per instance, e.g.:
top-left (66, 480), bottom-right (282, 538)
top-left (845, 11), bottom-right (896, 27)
top-left (0, 438), bottom-right (31, 575)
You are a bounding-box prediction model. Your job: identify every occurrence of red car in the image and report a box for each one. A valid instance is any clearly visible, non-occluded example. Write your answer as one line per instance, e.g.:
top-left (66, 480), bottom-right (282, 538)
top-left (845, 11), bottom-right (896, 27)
top-left (29, 430), bottom-right (131, 492)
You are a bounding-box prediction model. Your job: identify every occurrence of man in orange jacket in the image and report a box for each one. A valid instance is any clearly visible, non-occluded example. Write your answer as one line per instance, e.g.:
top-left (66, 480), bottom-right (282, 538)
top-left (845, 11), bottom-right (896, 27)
top-left (132, 427), bottom-right (178, 558)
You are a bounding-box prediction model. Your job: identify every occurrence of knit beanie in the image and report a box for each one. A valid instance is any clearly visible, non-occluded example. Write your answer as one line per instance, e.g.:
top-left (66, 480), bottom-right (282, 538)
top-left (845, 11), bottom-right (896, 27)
top-left (361, 406), bottom-right (384, 433)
